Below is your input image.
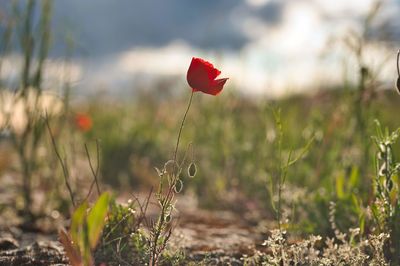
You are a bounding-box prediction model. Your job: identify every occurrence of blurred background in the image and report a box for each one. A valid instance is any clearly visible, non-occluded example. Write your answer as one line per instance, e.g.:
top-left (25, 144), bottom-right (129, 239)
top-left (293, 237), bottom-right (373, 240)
top-left (0, 0), bottom-right (399, 97)
top-left (0, 0), bottom-right (400, 236)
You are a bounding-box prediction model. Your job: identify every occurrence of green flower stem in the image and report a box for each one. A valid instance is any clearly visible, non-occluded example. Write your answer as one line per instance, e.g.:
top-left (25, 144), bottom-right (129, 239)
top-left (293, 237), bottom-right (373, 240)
top-left (173, 91), bottom-right (194, 167)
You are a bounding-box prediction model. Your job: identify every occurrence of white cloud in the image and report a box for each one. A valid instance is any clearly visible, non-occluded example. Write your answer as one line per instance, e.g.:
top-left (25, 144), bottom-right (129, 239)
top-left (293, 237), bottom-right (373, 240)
top-left (16, 0), bottom-right (393, 98)
top-left (76, 13), bottom-right (395, 98)
top-left (313, 0), bottom-right (375, 17)
top-left (0, 54), bottom-right (82, 90)
top-left (117, 41), bottom-right (192, 76)
top-left (246, 0), bottom-right (273, 8)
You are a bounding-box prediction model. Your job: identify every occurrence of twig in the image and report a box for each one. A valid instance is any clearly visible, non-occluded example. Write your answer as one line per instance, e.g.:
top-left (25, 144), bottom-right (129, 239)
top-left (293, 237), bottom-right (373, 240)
top-left (44, 113), bottom-right (75, 207)
top-left (84, 140), bottom-right (101, 199)
top-left (130, 187), bottom-right (153, 229)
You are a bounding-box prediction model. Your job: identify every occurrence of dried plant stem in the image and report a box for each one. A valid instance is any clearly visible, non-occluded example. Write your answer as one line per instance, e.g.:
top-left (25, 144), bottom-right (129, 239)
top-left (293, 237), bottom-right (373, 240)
top-left (84, 140), bottom-right (101, 199)
top-left (21, 0), bottom-right (35, 93)
top-left (17, 144), bottom-right (33, 219)
top-left (44, 114), bottom-right (76, 207)
top-left (131, 187), bottom-right (153, 228)
top-left (150, 91), bottom-right (194, 266)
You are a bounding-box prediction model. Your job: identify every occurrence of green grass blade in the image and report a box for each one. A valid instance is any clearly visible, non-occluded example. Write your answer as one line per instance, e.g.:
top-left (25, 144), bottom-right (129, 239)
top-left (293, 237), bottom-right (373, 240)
top-left (87, 192), bottom-right (110, 249)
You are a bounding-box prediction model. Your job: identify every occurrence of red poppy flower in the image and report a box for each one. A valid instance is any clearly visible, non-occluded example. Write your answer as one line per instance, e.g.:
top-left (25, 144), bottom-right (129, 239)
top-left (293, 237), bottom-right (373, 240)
top-left (186, 57), bottom-right (228, 96)
top-left (74, 113), bottom-right (92, 132)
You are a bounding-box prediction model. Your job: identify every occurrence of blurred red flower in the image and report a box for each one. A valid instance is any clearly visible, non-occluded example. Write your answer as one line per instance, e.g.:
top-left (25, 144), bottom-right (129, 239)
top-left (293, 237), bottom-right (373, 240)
top-left (187, 57), bottom-right (228, 96)
top-left (74, 113), bottom-right (92, 132)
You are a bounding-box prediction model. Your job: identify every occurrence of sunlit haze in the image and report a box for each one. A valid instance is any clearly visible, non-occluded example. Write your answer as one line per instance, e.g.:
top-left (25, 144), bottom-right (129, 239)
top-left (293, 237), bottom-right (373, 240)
top-left (1, 0), bottom-right (399, 97)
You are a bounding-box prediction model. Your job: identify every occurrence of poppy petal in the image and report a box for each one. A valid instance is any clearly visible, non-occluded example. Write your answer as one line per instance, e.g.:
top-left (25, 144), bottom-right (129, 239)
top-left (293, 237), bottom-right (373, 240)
top-left (187, 67), bottom-right (210, 92)
top-left (186, 57), bottom-right (227, 96)
top-left (207, 78), bottom-right (228, 96)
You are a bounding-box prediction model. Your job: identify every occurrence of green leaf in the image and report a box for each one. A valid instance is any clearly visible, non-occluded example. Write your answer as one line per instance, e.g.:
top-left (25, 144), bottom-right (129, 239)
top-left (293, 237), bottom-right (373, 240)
top-left (87, 192), bottom-right (110, 249)
top-left (351, 194), bottom-right (361, 213)
top-left (336, 173), bottom-right (344, 199)
top-left (359, 213), bottom-right (365, 235)
top-left (370, 204), bottom-right (381, 227)
top-left (82, 220), bottom-right (92, 266)
top-left (70, 201), bottom-right (88, 250)
top-left (349, 166), bottom-right (359, 189)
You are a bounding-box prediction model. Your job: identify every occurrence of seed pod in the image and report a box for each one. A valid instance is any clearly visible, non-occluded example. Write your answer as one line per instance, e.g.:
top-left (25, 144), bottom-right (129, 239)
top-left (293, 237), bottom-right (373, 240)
top-left (397, 49), bottom-right (400, 93)
top-left (188, 162), bottom-right (197, 178)
top-left (379, 163), bottom-right (387, 177)
top-left (174, 179), bottom-right (183, 193)
top-left (387, 179), bottom-right (393, 191)
top-left (397, 77), bottom-right (400, 94)
top-left (165, 214), bottom-right (171, 223)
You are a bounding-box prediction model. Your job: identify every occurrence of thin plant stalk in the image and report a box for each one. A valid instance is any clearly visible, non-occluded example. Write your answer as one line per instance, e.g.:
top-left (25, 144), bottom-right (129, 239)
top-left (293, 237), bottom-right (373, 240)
top-left (44, 114), bottom-right (76, 207)
top-left (21, 0), bottom-right (35, 93)
top-left (173, 91), bottom-right (194, 166)
top-left (149, 91), bottom-right (194, 266)
top-left (84, 140), bottom-right (101, 198)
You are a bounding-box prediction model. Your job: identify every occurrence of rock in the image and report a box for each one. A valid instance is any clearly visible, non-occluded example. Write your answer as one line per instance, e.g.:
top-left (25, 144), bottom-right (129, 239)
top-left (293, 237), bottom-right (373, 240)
top-left (0, 241), bottom-right (68, 266)
top-left (0, 237), bottom-right (19, 251)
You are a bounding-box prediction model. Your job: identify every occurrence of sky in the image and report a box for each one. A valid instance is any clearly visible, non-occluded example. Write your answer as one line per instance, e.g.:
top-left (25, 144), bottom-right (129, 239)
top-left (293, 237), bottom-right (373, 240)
top-left (1, 0), bottom-right (400, 98)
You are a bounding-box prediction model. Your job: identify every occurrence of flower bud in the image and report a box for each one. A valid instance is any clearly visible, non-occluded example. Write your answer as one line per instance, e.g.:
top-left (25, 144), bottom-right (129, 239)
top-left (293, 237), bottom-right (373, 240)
top-left (165, 214), bottom-right (171, 223)
top-left (396, 77), bottom-right (400, 94)
top-left (174, 179), bottom-right (183, 193)
top-left (387, 179), bottom-right (393, 191)
top-left (379, 163), bottom-right (387, 177)
top-left (188, 162), bottom-right (197, 178)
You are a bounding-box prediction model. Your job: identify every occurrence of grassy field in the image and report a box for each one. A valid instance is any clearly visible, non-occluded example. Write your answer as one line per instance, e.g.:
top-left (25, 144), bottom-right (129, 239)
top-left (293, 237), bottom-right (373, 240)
top-left (88, 86), bottom-right (400, 234)
top-left (0, 1), bottom-right (399, 265)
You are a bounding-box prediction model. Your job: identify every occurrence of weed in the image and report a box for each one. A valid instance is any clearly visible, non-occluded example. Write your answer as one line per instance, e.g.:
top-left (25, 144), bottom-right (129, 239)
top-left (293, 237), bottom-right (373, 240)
top-left (0, 0), bottom-right (75, 223)
top-left (266, 107), bottom-right (314, 230)
top-left (59, 192), bottom-right (110, 266)
top-left (246, 228), bottom-right (389, 265)
top-left (371, 121), bottom-right (400, 263)
top-left (148, 58), bottom-right (227, 265)
top-left (96, 197), bottom-right (149, 265)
